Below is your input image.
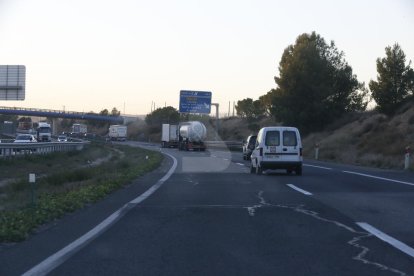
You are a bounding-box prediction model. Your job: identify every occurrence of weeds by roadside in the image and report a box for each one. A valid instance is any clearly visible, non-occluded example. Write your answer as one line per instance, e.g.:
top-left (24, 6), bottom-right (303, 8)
top-left (0, 145), bottom-right (163, 242)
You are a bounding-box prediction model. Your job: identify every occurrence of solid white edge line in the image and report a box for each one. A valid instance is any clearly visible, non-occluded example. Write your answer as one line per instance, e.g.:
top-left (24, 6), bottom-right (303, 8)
top-left (343, 170), bottom-right (414, 187)
top-left (303, 164), bottom-right (332, 170)
top-left (286, 184), bottom-right (313, 196)
top-left (22, 152), bottom-right (178, 276)
top-left (356, 222), bottom-right (414, 258)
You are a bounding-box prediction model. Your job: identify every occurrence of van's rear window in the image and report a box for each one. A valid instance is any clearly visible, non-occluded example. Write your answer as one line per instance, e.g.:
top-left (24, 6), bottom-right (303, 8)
top-left (283, 131), bottom-right (297, 146)
top-left (265, 131), bottom-right (280, 146)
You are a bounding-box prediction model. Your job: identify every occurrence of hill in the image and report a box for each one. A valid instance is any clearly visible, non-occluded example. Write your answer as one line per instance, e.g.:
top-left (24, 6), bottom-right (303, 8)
top-left (302, 103), bottom-right (414, 169)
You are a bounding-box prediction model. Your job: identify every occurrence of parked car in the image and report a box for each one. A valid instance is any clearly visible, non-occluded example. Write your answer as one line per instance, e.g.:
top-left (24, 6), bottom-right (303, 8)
top-left (250, 126), bottom-right (302, 175)
top-left (57, 135), bottom-right (68, 142)
top-left (14, 134), bottom-right (37, 143)
top-left (243, 135), bottom-right (257, 160)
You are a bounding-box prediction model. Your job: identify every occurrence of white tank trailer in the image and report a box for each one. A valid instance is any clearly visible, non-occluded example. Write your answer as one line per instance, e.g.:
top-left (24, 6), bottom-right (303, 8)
top-left (178, 121), bottom-right (207, 151)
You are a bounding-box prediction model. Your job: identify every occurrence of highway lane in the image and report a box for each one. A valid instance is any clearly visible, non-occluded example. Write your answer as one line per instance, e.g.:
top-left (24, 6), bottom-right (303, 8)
top-left (235, 151), bottom-right (414, 261)
top-left (45, 144), bottom-right (413, 275)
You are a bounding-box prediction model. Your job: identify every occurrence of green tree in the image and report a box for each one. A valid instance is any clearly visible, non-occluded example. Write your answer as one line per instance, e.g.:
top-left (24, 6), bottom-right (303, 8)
top-left (369, 43), bottom-right (414, 115)
top-left (111, 107), bottom-right (121, 116)
top-left (259, 90), bottom-right (276, 116)
top-left (235, 98), bottom-right (265, 119)
top-left (272, 32), bottom-right (368, 133)
top-left (18, 116), bottom-right (32, 122)
top-left (145, 106), bottom-right (180, 133)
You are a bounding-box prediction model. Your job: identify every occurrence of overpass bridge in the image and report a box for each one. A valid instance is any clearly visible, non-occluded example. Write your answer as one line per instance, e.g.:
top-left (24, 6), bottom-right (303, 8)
top-left (0, 106), bottom-right (124, 124)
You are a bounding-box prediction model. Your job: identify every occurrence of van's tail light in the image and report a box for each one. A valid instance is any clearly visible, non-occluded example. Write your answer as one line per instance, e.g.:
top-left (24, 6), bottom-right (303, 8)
top-left (259, 148), bottom-right (263, 157)
top-left (300, 148), bottom-right (302, 156)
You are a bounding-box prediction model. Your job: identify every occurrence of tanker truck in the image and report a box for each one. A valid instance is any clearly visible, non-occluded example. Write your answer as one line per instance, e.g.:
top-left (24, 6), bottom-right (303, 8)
top-left (178, 121), bottom-right (207, 151)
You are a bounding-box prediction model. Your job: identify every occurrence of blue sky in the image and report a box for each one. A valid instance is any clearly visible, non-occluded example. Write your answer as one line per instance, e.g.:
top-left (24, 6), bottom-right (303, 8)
top-left (0, 0), bottom-right (413, 115)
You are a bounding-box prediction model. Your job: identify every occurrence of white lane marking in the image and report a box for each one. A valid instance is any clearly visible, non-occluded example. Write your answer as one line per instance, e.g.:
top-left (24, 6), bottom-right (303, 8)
top-left (303, 164), bottom-right (332, 170)
top-left (286, 184), bottom-right (313, 196)
top-left (23, 153), bottom-right (178, 276)
top-left (357, 222), bottom-right (414, 259)
top-left (223, 158), bottom-right (229, 161)
top-left (343, 171), bottom-right (414, 187)
top-left (236, 162), bottom-right (244, 166)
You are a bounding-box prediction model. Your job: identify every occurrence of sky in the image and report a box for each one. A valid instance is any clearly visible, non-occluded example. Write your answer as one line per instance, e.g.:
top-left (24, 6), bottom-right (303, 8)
top-left (0, 0), bottom-right (413, 116)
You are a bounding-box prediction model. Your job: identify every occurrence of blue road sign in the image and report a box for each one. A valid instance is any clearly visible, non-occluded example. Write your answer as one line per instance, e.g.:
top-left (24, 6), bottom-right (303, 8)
top-left (179, 90), bottom-right (212, 114)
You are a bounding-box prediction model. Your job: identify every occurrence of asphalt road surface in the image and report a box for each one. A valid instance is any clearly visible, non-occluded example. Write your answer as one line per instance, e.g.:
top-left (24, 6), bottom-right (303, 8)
top-left (1, 141), bottom-right (414, 275)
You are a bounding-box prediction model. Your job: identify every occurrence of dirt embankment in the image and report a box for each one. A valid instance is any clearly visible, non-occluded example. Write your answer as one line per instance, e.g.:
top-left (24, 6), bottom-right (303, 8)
top-left (303, 103), bottom-right (414, 169)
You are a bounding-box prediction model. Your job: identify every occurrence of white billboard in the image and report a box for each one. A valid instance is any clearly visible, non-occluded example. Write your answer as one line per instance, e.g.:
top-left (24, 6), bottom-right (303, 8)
top-left (0, 65), bottom-right (26, 100)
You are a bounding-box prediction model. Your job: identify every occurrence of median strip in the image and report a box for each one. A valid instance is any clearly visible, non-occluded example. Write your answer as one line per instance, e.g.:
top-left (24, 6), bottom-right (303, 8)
top-left (286, 184), bottom-right (313, 196)
top-left (356, 222), bottom-right (414, 259)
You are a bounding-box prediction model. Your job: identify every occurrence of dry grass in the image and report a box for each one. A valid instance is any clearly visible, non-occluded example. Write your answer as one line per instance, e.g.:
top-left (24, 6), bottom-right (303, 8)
top-left (303, 103), bottom-right (414, 169)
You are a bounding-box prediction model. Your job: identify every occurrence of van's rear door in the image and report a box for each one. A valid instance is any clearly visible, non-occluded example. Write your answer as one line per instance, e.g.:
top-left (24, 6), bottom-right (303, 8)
top-left (281, 129), bottom-right (300, 161)
top-left (263, 130), bottom-right (282, 161)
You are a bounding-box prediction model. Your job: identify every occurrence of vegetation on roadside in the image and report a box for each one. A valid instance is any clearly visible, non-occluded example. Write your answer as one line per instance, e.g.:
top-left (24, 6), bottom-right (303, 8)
top-left (0, 144), bottom-right (163, 242)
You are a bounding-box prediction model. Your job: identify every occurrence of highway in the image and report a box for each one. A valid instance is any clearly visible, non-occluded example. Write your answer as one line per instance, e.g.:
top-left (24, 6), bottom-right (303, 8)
top-left (1, 141), bottom-right (414, 275)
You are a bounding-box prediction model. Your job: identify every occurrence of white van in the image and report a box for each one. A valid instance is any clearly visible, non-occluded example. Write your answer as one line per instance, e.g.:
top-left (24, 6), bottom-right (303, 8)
top-left (250, 126), bottom-right (302, 175)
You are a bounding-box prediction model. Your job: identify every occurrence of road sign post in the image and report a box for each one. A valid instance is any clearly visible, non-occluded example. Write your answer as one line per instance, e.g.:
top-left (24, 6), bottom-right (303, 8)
top-left (29, 173), bottom-right (36, 206)
top-left (405, 146), bottom-right (411, 170)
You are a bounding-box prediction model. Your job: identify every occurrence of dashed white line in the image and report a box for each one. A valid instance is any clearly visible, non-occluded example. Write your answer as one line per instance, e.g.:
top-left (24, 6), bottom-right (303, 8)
top-left (236, 162), bottom-right (244, 166)
top-left (286, 184), bottom-right (313, 196)
top-left (303, 164), bottom-right (332, 170)
top-left (22, 153), bottom-right (178, 276)
top-left (223, 158), bottom-right (229, 161)
top-left (343, 171), bottom-right (414, 187)
top-left (357, 222), bottom-right (414, 259)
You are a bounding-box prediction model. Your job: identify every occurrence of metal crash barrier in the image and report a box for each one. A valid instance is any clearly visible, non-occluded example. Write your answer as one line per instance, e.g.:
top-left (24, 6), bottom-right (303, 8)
top-left (0, 141), bottom-right (89, 158)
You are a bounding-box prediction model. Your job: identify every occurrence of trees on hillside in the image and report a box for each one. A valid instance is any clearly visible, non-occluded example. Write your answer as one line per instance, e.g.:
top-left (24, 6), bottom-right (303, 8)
top-left (235, 98), bottom-right (265, 119)
top-left (271, 32), bottom-right (368, 133)
top-left (369, 43), bottom-right (414, 115)
top-left (145, 106), bottom-right (180, 133)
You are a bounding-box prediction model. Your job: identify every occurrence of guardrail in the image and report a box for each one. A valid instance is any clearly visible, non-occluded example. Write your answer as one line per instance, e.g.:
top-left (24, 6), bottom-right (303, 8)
top-left (205, 140), bottom-right (243, 151)
top-left (0, 141), bottom-right (89, 158)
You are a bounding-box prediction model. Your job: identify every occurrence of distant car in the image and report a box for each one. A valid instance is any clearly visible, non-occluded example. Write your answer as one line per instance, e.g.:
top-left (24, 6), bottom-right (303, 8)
top-left (243, 135), bottom-right (257, 160)
top-left (14, 134), bottom-right (37, 143)
top-left (14, 134), bottom-right (37, 153)
top-left (57, 135), bottom-right (68, 142)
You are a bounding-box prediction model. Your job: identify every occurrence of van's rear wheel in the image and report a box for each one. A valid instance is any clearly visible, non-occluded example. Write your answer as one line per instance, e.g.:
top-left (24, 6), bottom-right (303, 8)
top-left (296, 166), bottom-right (302, 176)
top-left (256, 164), bottom-right (263, 175)
top-left (250, 164), bottom-right (255, 174)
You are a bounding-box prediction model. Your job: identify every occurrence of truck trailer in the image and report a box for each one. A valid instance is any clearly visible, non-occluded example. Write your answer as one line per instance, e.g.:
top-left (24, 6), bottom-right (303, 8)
top-left (71, 123), bottom-right (87, 136)
top-left (178, 121), bottom-right (207, 151)
top-left (109, 125), bottom-right (127, 141)
top-left (161, 124), bottom-right (178, 148)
